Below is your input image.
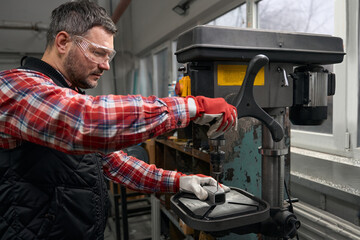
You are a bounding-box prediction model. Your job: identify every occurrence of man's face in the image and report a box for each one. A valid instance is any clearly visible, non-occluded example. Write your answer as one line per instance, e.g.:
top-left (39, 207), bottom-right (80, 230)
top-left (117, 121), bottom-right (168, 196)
top-left (64, 26), bottom-right (114, 89)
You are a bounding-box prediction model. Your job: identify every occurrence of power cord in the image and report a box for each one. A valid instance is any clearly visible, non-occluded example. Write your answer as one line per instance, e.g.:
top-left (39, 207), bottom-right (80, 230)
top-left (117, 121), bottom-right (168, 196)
top-left (284, 180), bottom-right (300, 240)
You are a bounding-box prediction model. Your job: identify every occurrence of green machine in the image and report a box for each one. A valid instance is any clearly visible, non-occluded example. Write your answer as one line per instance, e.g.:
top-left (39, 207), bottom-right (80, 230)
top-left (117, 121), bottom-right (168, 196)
top-left (171, 25), bottom-right (345, 239)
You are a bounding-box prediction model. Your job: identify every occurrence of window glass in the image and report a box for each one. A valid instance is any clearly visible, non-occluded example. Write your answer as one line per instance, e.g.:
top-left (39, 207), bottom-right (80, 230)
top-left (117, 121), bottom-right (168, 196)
top-left (171, 40), bottom-right (186, 97)
top-left (258, 0), bottom-right (334, 134)
top-left (138, 55), bottom-right (153, 97)
top-left (154, 48), bottom-right (169, 98)
top-left (258, 0), bottom-right (334, 35)
top-left (207, 4), bottom-right (246, 28)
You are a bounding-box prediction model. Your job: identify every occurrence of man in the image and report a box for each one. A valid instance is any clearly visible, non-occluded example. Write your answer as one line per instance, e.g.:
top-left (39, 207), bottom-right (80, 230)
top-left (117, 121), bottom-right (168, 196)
top-left (0, 1), bottom-right (237, 239)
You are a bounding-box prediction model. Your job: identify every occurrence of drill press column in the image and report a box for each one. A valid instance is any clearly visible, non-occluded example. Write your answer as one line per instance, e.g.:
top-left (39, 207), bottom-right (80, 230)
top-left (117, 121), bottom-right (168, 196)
top-left (260, 110), bottom-right (288, 208)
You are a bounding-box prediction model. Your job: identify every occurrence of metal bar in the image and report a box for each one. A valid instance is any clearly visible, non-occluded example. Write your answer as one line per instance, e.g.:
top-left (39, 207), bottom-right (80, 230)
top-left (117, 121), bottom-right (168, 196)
top-left (120, 186), bottom-right (129, 240)
top-left (114, 195), bottom-right (122, 240)
top-left (159, 205), bottom-right (195, 239)
top-left (126, 206), bottom-right (151, 215)
top-left (294, 202), bottom-right (360, 240)
top-left (151, 195), bottom-right (161, 240)
top-left (0, 20), bottom-right (48, 31)
top-left (246, 0), bottom-right (258, 28)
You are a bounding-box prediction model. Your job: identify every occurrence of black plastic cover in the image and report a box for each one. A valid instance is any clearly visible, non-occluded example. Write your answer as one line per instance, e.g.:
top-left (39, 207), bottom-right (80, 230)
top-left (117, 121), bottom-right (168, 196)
top-left (176, 25), bottom-right (345, 64)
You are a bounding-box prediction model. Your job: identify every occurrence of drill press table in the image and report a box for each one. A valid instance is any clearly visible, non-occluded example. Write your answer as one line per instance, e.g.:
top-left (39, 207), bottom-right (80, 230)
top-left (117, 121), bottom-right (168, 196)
top-left (171, 187), bottom-right (269, 232)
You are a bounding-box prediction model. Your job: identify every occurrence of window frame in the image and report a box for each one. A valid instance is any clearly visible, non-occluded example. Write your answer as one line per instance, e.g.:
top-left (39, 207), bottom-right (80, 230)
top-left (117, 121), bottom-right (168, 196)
top-left (290, 0), bottom-right (359, 161)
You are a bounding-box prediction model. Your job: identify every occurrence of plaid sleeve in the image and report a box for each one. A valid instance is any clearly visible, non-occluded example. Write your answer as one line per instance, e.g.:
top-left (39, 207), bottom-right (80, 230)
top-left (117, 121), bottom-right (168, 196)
top-left (0, 69), bottom-right (190, 154)
top-left (102, 150), bottom-right (181, 193)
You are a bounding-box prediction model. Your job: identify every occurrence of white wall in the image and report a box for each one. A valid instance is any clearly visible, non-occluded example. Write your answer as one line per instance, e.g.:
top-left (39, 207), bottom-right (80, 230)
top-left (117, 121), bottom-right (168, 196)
top-left (0, 0), bottom-right (69, 55)
top-left (123, 0), bottom-right (245, 55)
top-left (112, 0), bottom-right (246, 94)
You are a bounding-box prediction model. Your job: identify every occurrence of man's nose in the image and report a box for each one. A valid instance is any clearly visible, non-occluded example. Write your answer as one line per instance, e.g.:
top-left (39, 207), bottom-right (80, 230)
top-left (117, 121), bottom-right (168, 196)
top-left (99, 60), bottom-right (110, 71)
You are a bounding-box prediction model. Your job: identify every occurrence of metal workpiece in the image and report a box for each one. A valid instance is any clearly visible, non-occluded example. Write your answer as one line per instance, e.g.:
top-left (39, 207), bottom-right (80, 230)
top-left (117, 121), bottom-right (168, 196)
top-left (202, 185), bottom-right (226, 205)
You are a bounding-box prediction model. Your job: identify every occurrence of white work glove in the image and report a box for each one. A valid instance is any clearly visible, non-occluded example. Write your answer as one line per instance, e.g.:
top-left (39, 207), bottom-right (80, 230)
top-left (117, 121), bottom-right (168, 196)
top-left (179, 174), bottom-right (230, 200)
top-left (187, 96), bottom-right (238, 139)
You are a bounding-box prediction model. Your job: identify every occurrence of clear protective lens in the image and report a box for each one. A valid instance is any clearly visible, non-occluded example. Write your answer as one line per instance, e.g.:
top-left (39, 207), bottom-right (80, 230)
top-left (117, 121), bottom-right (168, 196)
top-left (73, 35), bottom-right (116, 64)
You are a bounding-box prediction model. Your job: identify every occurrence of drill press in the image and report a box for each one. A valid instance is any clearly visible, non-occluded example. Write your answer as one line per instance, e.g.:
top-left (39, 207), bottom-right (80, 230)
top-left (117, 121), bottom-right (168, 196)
top-left (171, 25), bottom-right (344, 238)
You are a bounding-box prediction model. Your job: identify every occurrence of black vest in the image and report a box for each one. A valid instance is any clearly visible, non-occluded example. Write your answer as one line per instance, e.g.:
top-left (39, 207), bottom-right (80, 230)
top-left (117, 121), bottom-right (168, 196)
top-left (0, 57), bottom-right (109, 240)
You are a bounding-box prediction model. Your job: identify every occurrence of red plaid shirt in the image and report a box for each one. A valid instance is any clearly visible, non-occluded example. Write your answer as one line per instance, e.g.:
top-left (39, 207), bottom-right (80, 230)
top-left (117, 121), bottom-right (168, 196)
top-left (0, 68), bottom-right (189, 193)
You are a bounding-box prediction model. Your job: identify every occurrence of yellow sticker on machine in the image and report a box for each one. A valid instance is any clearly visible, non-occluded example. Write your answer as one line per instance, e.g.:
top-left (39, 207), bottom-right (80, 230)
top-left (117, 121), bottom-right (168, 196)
top-left (217, 64), bottom-right (265, 86)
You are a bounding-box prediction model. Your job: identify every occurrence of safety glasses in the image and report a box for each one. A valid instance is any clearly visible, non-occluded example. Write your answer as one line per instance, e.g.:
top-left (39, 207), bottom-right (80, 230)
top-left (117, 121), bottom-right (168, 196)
top-left (73, 35), bottom-right (116, 64)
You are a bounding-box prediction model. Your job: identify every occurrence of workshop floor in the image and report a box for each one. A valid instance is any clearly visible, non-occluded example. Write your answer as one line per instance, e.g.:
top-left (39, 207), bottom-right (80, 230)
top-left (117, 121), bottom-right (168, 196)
top-left (104, 214), bottom-right (152, 240)
top-left (104, 220), bottom-right (116, 240)
top-left (104, 199), bottom-right (152, 240)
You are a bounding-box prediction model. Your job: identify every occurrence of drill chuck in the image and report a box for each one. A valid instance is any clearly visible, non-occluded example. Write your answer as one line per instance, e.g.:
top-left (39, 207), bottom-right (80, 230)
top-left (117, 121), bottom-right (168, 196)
top-left (210, 150), bottom-right (225, 175)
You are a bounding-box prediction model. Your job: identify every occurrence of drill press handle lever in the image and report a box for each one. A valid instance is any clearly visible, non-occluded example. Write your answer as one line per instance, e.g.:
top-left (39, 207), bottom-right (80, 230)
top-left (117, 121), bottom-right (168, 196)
top-left (231, 54), bottom-right (284, 142)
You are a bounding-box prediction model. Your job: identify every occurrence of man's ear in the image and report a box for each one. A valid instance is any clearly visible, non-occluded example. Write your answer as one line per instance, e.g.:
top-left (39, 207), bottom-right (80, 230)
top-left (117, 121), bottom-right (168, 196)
top-left (55, 31), bottom-right (71, 54)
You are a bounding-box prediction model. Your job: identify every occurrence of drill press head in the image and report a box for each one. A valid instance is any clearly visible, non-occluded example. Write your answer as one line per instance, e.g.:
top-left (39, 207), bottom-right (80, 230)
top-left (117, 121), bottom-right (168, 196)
top-left (175, 25), bottom-right (345, 125)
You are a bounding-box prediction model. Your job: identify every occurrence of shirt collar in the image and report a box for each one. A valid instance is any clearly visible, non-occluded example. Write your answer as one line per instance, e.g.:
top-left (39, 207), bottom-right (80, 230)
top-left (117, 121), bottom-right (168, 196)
top-left (19, 56), bottom-right (85, 94)
top-left (55, 69), bottom-right (80, 92)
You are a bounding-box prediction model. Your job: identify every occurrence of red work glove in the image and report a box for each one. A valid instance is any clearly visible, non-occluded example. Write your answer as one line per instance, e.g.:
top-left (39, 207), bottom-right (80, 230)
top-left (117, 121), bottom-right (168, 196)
top-left (175, 81), bottom-right (182, 96)
top-left (187, 96), bottom-right (238, 138)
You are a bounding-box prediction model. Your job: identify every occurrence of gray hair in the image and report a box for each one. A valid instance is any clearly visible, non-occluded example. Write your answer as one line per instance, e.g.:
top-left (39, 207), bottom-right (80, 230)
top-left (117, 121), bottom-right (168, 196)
top-left (46, 0), bottom-right (117, 47)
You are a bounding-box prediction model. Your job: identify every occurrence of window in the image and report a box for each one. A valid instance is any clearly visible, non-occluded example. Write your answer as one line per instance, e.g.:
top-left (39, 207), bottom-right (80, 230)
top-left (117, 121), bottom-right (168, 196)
top-left (171, 40), bottom-right (184, 97)
top-left (137, 55), bottom-right (153, 97)
top-left (207, 4), bottom-right (246, 28)
top-left (258, 0), bottom-right (334, 35)
top-left (258, 0), bottom-right (335, 134)
top-left (153, 48), bottom-right (170, 98)
top-left (257, 0), bottom-right (360, 227)
top-left (257, 0), bottom-right (355, 159)
top-left (137, 45), bottom-right (171, 98)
